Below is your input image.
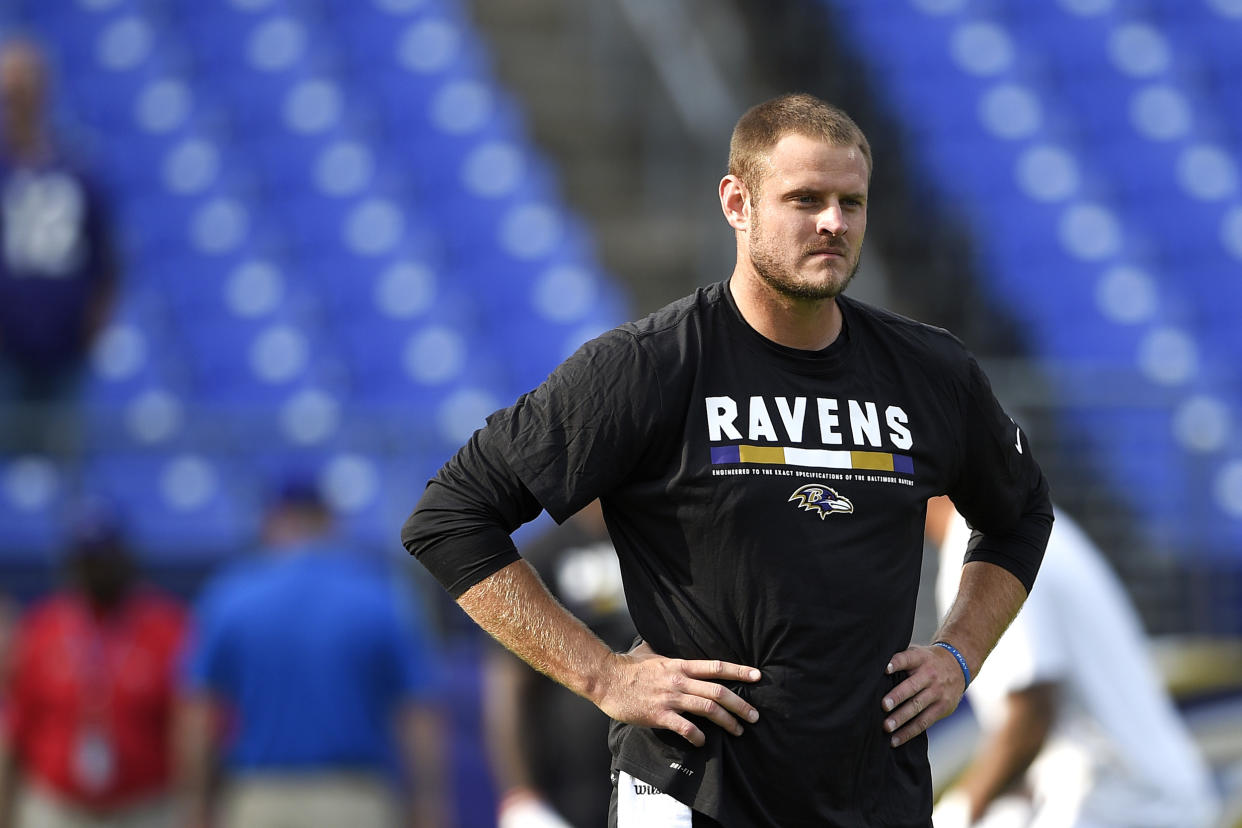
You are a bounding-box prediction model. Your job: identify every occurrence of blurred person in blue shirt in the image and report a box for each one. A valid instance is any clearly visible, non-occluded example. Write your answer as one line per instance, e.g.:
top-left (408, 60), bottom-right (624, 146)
top-left (176, 480), bottom-right (450, 828)
top-left (0, 36), bottom-right (118, 455)
top-left (0, 496), bottom-right (186, 828)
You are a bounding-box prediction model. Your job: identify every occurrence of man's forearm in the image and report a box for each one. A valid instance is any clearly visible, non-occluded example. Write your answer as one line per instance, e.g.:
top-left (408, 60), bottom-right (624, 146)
top-left (173, 695), bottom-right (217, 828)
top-left (458, 558), bottom-right (762, 748)
top-left (953, 684), bottom-right (1056, 821)
top-left (400, 704), bottom-right (452, 828)
top-left (934, 560), bottom-right (1028, 680)
top-left (482, 648), bottom-right (537, 795)
top-left (0, 741), bottom-right (19, 828)
top-left (880, 561), bottom-right (1028, 747)
top-left (458, 559), bottom-right (614, 704)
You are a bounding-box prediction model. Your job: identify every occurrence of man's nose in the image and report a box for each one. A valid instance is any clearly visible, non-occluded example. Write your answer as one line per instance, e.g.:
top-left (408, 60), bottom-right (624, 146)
top-left (817, 202), bottom-right (846, 236)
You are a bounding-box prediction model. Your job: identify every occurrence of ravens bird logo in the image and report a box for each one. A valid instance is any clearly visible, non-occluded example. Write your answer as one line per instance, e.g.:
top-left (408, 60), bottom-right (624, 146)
top-left (788, 484), bottom-right (854, 519)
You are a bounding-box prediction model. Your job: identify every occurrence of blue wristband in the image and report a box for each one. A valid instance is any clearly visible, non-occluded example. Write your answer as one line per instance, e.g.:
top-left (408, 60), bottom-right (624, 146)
top-left (932, 641), bottom-right (971, 690)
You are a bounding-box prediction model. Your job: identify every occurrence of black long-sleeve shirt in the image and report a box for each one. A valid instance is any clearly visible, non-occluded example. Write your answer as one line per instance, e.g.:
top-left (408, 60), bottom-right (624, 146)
top-left (404, 282), bottom-right (1052, 827)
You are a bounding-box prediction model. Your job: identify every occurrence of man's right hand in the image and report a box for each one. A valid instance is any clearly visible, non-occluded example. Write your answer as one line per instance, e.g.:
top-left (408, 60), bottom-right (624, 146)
top-left (457, 562), bottom-right (761, 748)
top-left (592, 641), bottom-right (761, 747)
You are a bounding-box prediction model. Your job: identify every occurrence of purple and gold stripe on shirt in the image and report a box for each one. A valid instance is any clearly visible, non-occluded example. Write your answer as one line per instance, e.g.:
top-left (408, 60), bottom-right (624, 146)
top-left (709, 444), bottom-right (915, 475)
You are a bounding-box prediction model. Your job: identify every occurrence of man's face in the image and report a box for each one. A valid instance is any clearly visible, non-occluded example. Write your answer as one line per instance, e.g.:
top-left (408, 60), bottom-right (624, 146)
top-left (0, 46), bottom-right (45, 124)
top-left (744, 133), bottom-right (869, 302)
top-left (69, 548), bottom-right (133, 611)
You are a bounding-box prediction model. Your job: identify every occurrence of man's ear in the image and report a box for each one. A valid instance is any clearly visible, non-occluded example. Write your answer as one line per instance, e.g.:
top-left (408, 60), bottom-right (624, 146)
top-left (719, 175), bottom-right (751, 231)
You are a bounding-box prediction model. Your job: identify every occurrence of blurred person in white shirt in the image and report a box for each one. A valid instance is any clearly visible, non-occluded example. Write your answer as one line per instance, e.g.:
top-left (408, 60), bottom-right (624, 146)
top-left (927, 496), bottom-right (1219, 828)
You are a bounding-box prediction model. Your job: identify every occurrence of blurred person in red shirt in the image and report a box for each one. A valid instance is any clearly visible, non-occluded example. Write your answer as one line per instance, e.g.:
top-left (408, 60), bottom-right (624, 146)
top-left (0, 498), bottom-right (187, 828)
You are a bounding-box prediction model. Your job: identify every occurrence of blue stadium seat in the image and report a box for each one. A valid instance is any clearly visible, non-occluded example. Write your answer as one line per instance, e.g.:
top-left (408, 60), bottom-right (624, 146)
top-left (178, 315), bottom-right (344, 405)
top-left (334, 313), bottom-right (505, 406)
top-left (4, 0), bottom-right (629, 573)
top-left (307, 451), bottom-right (427, 551)
top-left (306, 252), bottom-right (478, 335)
top-left (824, 0), bottom-right (1242, 559)
top-left (245, 127), bottom-right (385, 198)
top-left (82, 287), bottom-right (185, 403)
top-left (80, 452), bottom-right (259, 559)
top-left (0, 454), bottom-right (70, 558)
top-left (369, 72), bottom-right (529, 158)
top-left (330, 0), bottom-right (484, 77)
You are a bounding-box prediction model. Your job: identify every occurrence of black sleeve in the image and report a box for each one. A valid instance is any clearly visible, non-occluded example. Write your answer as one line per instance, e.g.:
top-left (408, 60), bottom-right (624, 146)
top-left (402, 328), bottom-right (660, 598)
top-left (484, 327), bottom-right (662, 521)
top-left (401, 427), bottom-right (542, 598)
top-left (946, 354), bottom-right (1053, 593)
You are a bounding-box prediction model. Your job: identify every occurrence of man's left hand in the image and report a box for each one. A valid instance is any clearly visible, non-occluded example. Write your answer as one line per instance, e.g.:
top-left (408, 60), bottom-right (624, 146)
top-left (880, 644), bottom-right (966, 747)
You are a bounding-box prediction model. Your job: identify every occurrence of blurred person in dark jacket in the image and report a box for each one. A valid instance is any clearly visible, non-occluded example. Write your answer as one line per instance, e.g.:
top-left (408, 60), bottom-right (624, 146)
top-left (0, 36), bottom-right (119, 455)
top-left (484, 500), bottom-right (635, 828)
top-left (177, 479), bottom-right (450, 828)
top-left (0, 497), bottom-right (188, 828)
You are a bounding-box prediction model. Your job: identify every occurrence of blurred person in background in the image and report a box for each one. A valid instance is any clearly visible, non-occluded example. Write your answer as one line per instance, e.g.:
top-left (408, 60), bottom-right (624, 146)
top-left (0, 36), bottom-right (119, 455)
top-left (0, 497), bottom-right (188, 828)
top-left (177, 479), bottom-right (450, 828)
top-left (484, 500), bottom-right (635, 828)
top-left (926, 496), bottom-right (1220, 828)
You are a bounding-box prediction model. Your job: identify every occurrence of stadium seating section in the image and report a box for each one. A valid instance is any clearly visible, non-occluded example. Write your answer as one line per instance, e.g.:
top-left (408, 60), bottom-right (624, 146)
top-left (1, 0), bottom-right (1239, 587)
top-left (0, 0), bottom-right (629, 561)
top-left (825, 0), bottom-right (1242, 566)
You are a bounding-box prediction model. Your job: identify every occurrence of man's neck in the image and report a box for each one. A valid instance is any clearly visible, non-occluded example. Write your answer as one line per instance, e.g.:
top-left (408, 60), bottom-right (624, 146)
top-left (3, 123), bottom-right (49, 163)
top-left (728, 267), bottom-right (844, 352)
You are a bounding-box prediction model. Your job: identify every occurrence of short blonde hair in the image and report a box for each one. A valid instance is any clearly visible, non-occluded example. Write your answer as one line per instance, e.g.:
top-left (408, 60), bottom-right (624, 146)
top-left (728, 93), bottom-right (871, 198)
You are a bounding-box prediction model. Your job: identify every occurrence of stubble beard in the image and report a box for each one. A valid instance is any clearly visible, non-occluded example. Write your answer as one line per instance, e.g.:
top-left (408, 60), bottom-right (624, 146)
top-left (748, 211), bottom-right (860, 302)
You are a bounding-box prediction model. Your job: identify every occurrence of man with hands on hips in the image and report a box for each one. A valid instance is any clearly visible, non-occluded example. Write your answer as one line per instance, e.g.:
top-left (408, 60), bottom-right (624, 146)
top-left (403, 92), bottom-right (1050, 827)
